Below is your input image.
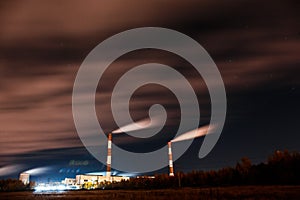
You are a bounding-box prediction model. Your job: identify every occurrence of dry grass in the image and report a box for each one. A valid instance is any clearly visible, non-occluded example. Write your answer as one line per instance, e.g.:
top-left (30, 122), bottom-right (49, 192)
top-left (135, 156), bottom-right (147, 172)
top-left (1, 186), bottom-right (300, 200)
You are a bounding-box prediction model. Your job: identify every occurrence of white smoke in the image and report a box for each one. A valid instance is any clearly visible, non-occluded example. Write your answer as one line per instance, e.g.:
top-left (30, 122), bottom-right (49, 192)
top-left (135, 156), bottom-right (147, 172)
top-left (112, 116), bottom-right (162, 134)
top-left (24, 167), bottom-right (51, 175)
top-left (171, 124), bottom-right (215, 143)
top-left (0, 165), bottom-right (23, 176)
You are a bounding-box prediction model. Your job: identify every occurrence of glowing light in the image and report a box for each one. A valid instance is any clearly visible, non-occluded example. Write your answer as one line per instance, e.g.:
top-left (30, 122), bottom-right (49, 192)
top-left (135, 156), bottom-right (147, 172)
top-left (117, 172), bottom-right (138, 177)
top-left (171, 125), bottom-right (215, 143)
top-left (34, 184), bottom-right (79, 192)
top-left (34, 184), bottom-right (67, 192)
top-left (86, 171), bottom-right (137, 177)
top-left (86, 171), bottom-right (106, 176)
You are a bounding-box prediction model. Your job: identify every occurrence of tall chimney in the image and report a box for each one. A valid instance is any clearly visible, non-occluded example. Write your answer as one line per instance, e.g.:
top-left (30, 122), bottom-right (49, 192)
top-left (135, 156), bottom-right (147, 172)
top-left (168, 142), bottom-right (174, 176)
top-left (106, 133), bottom-right (112, 179)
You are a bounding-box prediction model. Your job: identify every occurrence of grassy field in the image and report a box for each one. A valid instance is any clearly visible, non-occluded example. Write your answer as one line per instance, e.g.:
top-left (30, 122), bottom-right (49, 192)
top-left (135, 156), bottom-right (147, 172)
top-left (1, 186), bottom-right (300, 200)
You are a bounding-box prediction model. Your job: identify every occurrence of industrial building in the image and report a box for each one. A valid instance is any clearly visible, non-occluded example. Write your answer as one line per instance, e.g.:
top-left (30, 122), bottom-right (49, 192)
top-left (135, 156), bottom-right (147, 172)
top-left (62, 178), bottom-right (76, 186)
top-left (74, 174), bottom-right (129, 189)
top-left (76, 174), bottom-right (129, 185)
top-left (19, 173), bottom-right (30, 185)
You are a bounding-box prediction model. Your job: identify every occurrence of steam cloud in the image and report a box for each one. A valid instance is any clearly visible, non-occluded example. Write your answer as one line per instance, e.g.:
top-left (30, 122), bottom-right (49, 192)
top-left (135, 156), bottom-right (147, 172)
top-left (112, 117), bottom-right (161, 134)
top-left (171, 125), bottom-right (214, 143)
top-left (23, 167), bottom-right (51, 175)
top-left (0, 165), bottom-right (23, 176)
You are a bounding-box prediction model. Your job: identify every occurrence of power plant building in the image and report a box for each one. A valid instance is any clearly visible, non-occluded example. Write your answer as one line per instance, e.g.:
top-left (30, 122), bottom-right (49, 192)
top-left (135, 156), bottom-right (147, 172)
top-left (19, 173), bottom-right (30, 185)
top-left (75, 174), bottom-right (129, 186)
top-left (62, 178), bottom-right (76, 186)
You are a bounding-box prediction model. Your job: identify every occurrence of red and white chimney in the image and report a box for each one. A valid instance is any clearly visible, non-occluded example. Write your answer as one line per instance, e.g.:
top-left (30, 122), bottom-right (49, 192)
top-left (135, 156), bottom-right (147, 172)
top-left (106, 133), bottom-right (112, 179)
top-left (168, 142), bottom-right (174, 176)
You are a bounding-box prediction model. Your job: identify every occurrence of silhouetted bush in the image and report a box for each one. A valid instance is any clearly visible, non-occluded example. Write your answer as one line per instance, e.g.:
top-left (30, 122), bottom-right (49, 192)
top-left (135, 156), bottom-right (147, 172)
top-left (112, 150), bottom-right (300, 189)
top-left (0, 179), bottom-right (27, 192)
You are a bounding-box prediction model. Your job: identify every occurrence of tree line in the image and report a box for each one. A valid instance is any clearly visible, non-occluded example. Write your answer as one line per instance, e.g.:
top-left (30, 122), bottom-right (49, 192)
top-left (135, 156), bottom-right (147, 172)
top-left (0, 179), bottom-right (34, 192)
top-left (110, 150), bottom-right (300, 189)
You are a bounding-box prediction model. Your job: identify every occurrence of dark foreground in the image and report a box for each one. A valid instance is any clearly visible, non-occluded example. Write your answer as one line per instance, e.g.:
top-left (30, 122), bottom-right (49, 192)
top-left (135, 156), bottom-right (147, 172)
top-left (1, 186), bottom-right (300, 200)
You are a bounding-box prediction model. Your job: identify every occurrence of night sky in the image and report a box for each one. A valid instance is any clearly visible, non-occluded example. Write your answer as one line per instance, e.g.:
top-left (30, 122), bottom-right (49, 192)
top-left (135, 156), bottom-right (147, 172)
top-left (0, 0), bottom-right (299, 182)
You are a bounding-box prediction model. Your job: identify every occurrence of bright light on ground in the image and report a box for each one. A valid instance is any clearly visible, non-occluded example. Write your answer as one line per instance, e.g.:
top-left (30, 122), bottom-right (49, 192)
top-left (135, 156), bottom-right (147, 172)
top-left (34, 184), bottom-right (79, 192)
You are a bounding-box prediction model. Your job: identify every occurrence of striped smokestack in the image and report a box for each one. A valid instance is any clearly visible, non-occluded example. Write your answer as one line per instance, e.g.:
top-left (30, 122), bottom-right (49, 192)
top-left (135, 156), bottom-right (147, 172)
top-left (106, 133), bottom-right (112, 179)
top-left (168, 142), bottom-right (174, 176)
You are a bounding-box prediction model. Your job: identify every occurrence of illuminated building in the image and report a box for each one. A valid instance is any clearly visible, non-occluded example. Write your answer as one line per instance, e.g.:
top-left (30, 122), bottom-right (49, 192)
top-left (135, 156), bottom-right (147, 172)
top-left (75, 174), bottom-right (129, 188)
top-left (62, 178), bottom-right (76, 186)
top-left (19, 173), bottom-right (30, 185)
